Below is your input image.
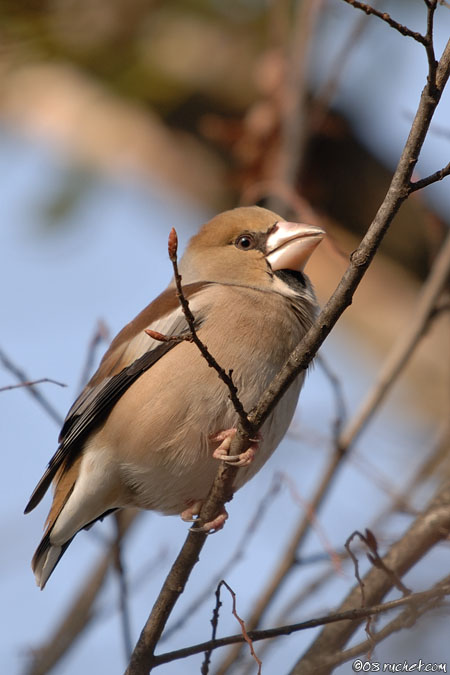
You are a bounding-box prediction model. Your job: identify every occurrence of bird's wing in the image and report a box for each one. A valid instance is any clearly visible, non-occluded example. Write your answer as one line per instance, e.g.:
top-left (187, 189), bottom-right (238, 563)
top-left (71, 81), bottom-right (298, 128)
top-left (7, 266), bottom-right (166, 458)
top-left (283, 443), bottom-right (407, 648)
top-left (25, 281), bottom-right (210, 514)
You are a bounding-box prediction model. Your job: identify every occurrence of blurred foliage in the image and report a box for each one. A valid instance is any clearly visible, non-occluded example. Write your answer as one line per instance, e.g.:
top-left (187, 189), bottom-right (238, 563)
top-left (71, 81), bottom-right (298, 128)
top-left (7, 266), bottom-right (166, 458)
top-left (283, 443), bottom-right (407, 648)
top-left (0, 0), bottom-right (447, 276)
top-left (0, 0), bottom-right (266, 111)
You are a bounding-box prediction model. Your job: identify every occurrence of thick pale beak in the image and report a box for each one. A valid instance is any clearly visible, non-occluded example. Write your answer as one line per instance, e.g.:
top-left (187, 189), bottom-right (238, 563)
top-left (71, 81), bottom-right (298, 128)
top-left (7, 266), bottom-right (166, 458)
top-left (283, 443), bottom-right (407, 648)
top-left (266, 221), bottom-right (325, 272)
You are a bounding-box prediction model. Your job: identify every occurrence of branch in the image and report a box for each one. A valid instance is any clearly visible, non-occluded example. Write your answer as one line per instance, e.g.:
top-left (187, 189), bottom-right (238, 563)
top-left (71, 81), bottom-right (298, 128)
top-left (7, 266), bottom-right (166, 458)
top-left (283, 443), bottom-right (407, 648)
top-left (290, 480), bottom-right (450, 674)
top-left (77, 318), bottom-right (109, 391)
top-left (216, 46), bottom-right (450, 670)
top-left (316, 354), bottom-right (347, 443)
top-left (113, 513), bottom-right (133, 661)
top-left (126, 28), bottom-right (450, 675)
top-left (0, 377), bottom-right (66, 393)
top-left (339, 227), bottom-right (450, 449)
top-left (26, 511), bottom-right (139, 675)
top-left (268, 0), bottom-right (323, 212)
top-left (409, 160), bottom-right (450, 192)
top-left (0, 348), bottom-right (64, 426)
top-left (340, 0), bottom-right (429, 45)
top-left (168, 227), bottom-right (252, 435)
top-left (161, 475), bottom-right (282, 642)
top-left (151, 582), bottom-right (450, 667)
top-left (307, 576), bottom-right (450, 672)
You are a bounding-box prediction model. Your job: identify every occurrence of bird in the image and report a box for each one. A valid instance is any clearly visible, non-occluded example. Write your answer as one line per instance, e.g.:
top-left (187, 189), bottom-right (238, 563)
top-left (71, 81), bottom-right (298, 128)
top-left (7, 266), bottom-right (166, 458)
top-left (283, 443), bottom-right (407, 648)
top-left (25, 205), bottom-right (324, 589)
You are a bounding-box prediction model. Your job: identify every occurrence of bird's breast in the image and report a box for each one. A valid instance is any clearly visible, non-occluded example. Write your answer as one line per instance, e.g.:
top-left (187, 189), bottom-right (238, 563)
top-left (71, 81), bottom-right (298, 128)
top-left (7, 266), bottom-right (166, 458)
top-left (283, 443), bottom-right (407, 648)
top-left (96, 283), bottom-right (314, 514)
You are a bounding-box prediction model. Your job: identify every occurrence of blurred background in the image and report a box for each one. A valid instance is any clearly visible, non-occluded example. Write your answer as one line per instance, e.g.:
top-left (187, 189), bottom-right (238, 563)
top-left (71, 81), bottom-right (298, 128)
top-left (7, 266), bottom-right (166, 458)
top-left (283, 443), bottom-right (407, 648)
top-left (1, 1), bottom-right (449, 673)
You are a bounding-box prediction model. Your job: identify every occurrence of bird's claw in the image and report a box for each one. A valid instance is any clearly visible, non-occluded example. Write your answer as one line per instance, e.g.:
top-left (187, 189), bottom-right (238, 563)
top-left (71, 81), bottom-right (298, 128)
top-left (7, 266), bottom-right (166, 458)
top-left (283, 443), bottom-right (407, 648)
top-left (181, 501), bottom-right (228, 533)
top-left (210, 428), bottom-right (261, 467)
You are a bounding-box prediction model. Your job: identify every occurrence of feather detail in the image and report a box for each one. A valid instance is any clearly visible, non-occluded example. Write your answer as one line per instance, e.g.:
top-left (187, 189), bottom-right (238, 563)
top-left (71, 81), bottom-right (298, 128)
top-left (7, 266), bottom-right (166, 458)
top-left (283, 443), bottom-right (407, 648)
top-left (25, 284), bottom-right (210, 515)
top-left (26, 206), bottom-right (324, 588)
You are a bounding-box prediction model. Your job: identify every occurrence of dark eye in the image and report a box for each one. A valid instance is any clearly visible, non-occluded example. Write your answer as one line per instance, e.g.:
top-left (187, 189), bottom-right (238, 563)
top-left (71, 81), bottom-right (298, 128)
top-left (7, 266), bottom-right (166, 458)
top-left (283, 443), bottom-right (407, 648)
top-left (235, 234), bottom-right (256, 250)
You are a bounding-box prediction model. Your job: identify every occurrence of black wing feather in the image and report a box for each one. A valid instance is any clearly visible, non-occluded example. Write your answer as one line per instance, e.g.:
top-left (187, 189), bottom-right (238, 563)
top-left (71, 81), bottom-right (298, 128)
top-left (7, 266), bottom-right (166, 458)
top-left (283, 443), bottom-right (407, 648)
top-left (24, 335), bottom-right (188, 514)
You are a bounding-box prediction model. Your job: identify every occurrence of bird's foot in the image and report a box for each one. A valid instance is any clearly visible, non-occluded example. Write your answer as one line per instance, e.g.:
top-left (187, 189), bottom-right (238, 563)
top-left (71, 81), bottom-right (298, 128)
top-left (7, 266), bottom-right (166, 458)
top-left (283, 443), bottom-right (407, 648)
top-left (181, 499), bottom-right (203, 523)
top-left (210, 428), bottom-right (261, 467)
top-left (181, 500), bottom-right (228, 533)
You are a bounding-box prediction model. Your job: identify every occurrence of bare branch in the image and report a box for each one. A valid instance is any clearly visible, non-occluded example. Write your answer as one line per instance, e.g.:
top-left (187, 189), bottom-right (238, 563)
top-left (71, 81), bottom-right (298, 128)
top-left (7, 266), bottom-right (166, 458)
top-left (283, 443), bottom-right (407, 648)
top-left (162, 475), bottom-right (282, 642)
top-left (168, 227), bottom-right (252, 436)
top-left (340, 0), bottom-right (428, 45)
top-left (217, 151), bottom-right (450, 673)
top-left (316, 354), bottom-right (347, 443)
top-left (201, 581), bottom-right (223, 675)
top-left (346, 529), bottom-right (412, 602)
top-left (424, 0), bottom-right (439, 80)
top-left (292, 575), bottom-right (450, 672)
top-left (113, 513), bottom-right (133, 661)
top-left (218, 581), bottom-right (262, 675)
top-left (409, 160), bottom-right (450, 192)
top-left (26, 511), bottom-right (138, 675)
top-left (268, 0), bottom-right (323, 212)
top-left (0, 378), bottom-right (66, 393)
top-left (339, 227), bottom-right (450, 449)
top-left (0, 348), bottom-right (63, 426)
top-left (77, 319), bottom-right (109, 391)
top-left (290, 480), bottom-right (450, 674)
top-left (127, 20), bottom-right (450, 675)
top-left (151, 582), bottom-right (450, 667)
top-left (313, 6), bottom-right (373, 115)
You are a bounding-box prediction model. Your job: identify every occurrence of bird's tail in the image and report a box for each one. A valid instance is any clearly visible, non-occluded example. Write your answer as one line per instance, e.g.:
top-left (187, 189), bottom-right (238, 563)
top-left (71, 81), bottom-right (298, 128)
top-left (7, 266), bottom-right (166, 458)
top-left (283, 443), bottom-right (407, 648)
top-left (32, 504), bottom-right (120, 589)
top-left (28, 452), bottom-right (120, 589)
top-left (32, 531), bottom-right (74, 590)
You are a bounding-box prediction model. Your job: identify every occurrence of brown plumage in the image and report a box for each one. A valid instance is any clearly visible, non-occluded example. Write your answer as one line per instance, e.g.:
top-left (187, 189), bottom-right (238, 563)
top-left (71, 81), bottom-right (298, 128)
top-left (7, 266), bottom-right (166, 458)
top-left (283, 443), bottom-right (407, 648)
top-left (25, 206), bottom-right (324, 589)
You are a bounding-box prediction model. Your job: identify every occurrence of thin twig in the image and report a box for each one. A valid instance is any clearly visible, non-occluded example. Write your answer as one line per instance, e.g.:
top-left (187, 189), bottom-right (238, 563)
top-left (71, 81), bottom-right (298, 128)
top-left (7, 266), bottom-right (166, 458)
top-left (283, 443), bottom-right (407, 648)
top-left (77, 319), bottom-right (109, 392)
top-left (316, 354), bottom-right (347, 443)
top-left (26, 511), bottom-right (139, 675)
top-left (290, 480), bottom-right (450, 674)
top-left (338, 227), bottom-right (450, 450)
top-left (127, 27), bottom-right (450, 674)
top-left (161, 475), bottom-right (282, 642)
top-left (424, 0), bottom-right (439, 80)
top-left (220, 581), bottom-right (262, 675)
top-left (340, 0), bottom-right (428, 45)
top-left (0, 348), bottom-right (64, 426)
top-left (293, 575), bottom-right (450, 672)
top-left (113, 513), bottom-right (133, 662)
top-left (0, 378), bottom-right (66, 393)
top-left (409, 160), bottom-right (450, 192)
top-left (268, 0), bottom-right (324, 213)
top-left (216, 38), bottom-right (450, 672)
top-left (374, 420), bottom-right (450, 527)
top-left (280, 473), bottom-right (343, 574)
top-left (313, 5), bottom-right (374, 115)
top-left (168, 227), bottom-right (252, 436)
top-left (151, 583), bottom-right (450, 667)
top-left (201, 582), bottom-right (223, 675)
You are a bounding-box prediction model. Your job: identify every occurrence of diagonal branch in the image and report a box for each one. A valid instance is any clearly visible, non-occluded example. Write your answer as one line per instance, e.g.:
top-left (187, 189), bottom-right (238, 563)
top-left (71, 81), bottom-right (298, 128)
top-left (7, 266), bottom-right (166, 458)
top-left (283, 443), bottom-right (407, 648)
top-left (0, 348), bottom-right (64, 426)
top-left (126, 27), bottom-right (450, 675)
top-left (0, 378), bottom-right (66, 393)
top-left (151, 578), bottom-right (450, 667)
top-left (218, 166), bottom-right (450, 674)
top-left (168, 227), bottom-right (252, 435)
top-left (340, 0), bottom-right (429, 45)
top-left (409, 160), bottom-right (450, 192)
top-left (302, 576), bottom-right (450, 672)
top-left (290, 480), bottom-right (450, 674)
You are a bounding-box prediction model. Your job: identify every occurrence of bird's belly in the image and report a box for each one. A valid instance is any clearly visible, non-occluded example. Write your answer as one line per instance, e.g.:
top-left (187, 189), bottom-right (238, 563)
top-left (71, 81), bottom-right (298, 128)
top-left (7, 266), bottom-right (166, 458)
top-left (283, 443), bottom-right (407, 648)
top-left (115, 375), bottom-right (303, 515)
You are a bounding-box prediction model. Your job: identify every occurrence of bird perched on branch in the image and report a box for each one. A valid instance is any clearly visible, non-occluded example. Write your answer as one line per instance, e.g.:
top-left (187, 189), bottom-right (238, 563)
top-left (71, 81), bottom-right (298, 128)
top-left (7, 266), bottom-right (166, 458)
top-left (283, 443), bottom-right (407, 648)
top-left (25, 206), bottom-right (324, 589)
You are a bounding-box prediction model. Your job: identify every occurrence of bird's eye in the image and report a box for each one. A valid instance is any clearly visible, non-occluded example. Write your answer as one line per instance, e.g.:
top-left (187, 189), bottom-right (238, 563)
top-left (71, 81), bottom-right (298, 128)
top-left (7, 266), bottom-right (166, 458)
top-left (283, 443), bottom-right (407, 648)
top-left (235, 234), bottom-right (256, 250)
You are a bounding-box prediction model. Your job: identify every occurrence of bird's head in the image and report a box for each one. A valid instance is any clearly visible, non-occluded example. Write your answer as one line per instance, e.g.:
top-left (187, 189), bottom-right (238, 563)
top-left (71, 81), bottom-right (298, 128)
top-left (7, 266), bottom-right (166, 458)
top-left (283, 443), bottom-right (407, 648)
top-left (178, 206), bottom-right (325, 289)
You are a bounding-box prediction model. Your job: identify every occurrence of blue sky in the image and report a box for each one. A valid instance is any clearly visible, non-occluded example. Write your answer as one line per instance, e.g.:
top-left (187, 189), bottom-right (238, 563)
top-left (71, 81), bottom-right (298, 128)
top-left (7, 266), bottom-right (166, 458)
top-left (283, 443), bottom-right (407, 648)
top-left (1, 3), bottom-right (449, 671)
top-left (1, 130), bottom-right (446, 674)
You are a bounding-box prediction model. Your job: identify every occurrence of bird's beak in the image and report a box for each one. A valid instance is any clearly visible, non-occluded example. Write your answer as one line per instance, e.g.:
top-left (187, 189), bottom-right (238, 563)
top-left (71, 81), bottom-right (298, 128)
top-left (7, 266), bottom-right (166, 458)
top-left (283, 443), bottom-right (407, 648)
top-left (266, 221), bottom-right (325, 272)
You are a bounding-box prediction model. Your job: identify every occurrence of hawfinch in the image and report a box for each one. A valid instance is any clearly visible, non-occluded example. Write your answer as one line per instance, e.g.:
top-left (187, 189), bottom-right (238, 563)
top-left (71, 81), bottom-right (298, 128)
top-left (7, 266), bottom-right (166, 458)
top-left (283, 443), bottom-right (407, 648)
top-left (25, 206), bottom-right (324, 589)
